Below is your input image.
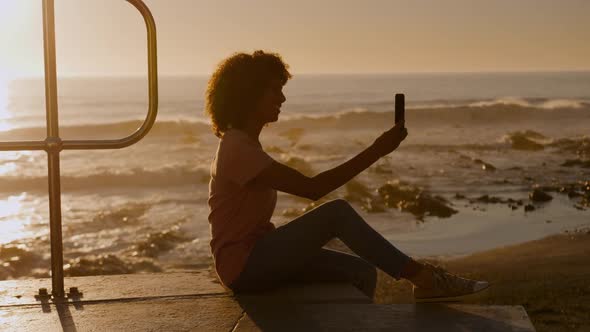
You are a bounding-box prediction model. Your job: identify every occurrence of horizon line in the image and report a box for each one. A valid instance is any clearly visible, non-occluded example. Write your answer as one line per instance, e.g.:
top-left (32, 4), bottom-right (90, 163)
top-left (7, 68), bottom-right (590, 79)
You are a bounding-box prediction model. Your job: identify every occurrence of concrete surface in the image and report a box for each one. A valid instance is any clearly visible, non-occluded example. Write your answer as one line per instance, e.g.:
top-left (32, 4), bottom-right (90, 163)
top-left (234, 304), bottom-right (536, 331)
top-left (0, 271), bottom-right (536, 331)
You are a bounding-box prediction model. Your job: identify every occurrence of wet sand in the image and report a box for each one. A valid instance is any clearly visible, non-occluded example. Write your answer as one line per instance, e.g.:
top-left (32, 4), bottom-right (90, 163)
top-left (368, 227), bottom-right (590, 332)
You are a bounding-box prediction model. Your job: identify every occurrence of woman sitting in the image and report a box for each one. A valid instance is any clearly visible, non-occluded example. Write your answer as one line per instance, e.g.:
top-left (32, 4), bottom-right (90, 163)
top-left (204, 50), bottom-right (489, 302)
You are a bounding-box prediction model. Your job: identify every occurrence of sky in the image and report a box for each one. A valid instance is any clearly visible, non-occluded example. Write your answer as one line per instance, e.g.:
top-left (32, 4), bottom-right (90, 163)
top-left (0, 0), bottom-right (589, 77)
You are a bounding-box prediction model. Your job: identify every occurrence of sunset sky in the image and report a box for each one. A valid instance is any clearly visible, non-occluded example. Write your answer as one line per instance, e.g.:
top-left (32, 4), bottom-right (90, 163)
top-left (0, 0), bottom-right (589, 77)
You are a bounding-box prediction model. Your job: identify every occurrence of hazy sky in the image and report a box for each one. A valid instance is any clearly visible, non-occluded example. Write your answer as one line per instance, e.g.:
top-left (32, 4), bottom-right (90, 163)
top-left (0, 0), bottom-right (589, 77)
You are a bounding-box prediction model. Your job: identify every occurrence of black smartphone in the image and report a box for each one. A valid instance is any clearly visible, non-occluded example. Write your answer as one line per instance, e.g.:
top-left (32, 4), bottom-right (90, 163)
top-left (395, 93), bottom-right (405, 128)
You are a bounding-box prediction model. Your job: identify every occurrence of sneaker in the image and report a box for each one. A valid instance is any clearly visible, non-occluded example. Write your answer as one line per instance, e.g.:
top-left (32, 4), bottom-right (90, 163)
top-left (412, 263), bottom-right (490, 303)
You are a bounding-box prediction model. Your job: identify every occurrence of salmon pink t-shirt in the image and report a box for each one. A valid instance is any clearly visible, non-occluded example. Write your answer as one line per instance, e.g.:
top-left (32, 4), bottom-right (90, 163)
top-left (207, 128), bottom-right (277, 289)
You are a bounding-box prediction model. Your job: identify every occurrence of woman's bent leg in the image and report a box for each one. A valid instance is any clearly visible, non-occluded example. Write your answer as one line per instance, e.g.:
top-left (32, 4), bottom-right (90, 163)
top-left (286, 248), bottom-right (378, 299)
top-left (230, 199), bottom-right (410, 293)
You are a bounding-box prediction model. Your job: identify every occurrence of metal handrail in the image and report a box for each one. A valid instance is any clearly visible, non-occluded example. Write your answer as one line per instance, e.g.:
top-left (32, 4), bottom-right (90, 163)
top-left (0, 0), bottom-right (158, 152)
top-left (0, 0), bottom-right (158, 298)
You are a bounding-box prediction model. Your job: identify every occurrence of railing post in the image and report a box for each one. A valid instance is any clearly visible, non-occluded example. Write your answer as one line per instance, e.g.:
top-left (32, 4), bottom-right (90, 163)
top-left (42, 0), bottom-right (66, 299)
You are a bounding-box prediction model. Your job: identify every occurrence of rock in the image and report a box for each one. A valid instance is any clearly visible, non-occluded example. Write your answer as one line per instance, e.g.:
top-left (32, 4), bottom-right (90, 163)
top-left (378, 181), bottom-right (457, 219)
top-left (548, 137), bottom-right (590, 159)
top-left (359, 197), bottom-right (387, 213)
top-left (377, 181), bottom-right (421, 207)
top-left (469, 195), bottom-right (523, 206)
top-left (135, 227), bottom-right (190, 258)
top-left (561, 159), bottom-right (590, 168)
top-left (402, 194), bottom-right (458, 219)
top-left (474, 195), bottom-right (504, 204)
top-left (529, 189), bottom-right (553, 202)
top-left (65, 254), bottom-right (161, 276)
top-left (344, 180), bottom-right (386, 213)
top-left (0, 246), bottom-right (45, 279)
top-left (345, 179), bottom-right (373, 202)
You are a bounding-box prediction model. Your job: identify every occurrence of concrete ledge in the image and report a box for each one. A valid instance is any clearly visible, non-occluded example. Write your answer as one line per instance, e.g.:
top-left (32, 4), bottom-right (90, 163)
top-left (0, 271), bottom-right (536, 331)
top-left (0, 270), bottom-right (224, 306)
top-left (0, 296), bottom-right (243, 332)
top-left (235, 303), bottom-right (536, 332)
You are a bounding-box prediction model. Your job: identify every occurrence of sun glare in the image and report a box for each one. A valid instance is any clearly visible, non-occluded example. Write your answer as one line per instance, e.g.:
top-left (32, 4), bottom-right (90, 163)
top-left (0, 193), bottom-right (34, 245)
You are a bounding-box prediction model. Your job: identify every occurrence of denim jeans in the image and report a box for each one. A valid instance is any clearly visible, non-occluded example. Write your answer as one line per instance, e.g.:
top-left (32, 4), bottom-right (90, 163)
top-left (228, 199), bottom-right (411, 298)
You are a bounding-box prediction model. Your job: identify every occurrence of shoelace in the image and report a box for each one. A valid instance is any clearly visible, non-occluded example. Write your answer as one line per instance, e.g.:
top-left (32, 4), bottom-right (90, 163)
top-left (429, 264), bottom-right (475, 294)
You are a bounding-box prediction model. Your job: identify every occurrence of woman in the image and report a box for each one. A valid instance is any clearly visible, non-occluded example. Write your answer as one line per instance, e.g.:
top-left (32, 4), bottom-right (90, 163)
top-left (205, 50), bottom-right (489, 302)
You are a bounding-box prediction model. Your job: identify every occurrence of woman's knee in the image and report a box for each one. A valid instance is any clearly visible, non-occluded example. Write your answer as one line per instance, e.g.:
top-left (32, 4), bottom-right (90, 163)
top-left (325, 199), bottom-right (361, 221)
top-left (309, 199), bottom-right (359, 229)
top-left (322, 198), bottom-right (354, 213)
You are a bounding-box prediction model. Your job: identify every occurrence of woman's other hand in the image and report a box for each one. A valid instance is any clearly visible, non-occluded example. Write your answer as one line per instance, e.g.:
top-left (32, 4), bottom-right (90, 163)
top-left (371, 121), bottom-right (408, 158)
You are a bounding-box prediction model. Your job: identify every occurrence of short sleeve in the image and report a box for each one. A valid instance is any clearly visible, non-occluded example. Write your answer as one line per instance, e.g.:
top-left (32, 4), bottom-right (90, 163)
top-left (216, 131), bottom-right (274, 186)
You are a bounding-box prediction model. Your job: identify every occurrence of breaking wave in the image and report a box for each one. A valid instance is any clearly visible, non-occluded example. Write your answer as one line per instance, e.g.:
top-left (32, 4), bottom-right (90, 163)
top-left (0, 165), bottom-right (210, 193)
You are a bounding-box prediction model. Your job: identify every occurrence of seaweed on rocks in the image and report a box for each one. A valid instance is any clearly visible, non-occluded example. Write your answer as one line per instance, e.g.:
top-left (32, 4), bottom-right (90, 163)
top-left (377, 180), bottom-right (458, 220)
top-left (65, 254), bottom-right (161, 276)
top-left (0, 245), bottom-right (47, 280)
top-left (135, 226), bottom-right (191, 258)
top-left (549, 136), bottom-right (590, 158)
top-left (561, 159), bottom-right (590, 168)
top-left (344, 179), bottom-right (386, 213)
top-left (533, 181), bottom-right (589, 209)
top-left (457, 154), bottom-right (497, 171)
top-left (464, 194), bottom-right (524, 210)
top-left (529, 189), bottom-right (553, 202)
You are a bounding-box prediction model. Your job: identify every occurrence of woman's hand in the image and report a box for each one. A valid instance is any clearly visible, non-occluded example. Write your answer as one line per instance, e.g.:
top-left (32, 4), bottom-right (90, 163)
top-left (371, 121), bottom-right (408, 158)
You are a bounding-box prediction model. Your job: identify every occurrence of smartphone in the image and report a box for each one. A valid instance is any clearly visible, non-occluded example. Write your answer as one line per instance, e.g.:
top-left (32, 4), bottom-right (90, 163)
top-left (395, 93), bottom-right (405, 128)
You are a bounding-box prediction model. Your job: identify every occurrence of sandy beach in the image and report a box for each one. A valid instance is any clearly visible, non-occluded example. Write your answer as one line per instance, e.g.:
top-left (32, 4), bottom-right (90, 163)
top-left (366, 227), bottom-right (590, 332)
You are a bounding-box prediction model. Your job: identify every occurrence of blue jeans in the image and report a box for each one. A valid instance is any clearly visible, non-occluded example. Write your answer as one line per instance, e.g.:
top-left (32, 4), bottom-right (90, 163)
top-left (229, 199), bottom-right (411, 298)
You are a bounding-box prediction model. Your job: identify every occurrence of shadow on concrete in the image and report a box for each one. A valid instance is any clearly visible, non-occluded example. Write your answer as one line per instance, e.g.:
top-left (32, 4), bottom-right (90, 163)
top-left (233, 298), bottom-right (533, 331)
top-left (413, 304), bottom-right (533, 332)
top-left (55, 303), bottom-right (78, 332)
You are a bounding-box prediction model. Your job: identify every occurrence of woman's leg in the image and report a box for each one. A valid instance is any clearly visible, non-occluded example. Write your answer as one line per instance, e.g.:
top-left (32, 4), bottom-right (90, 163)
top-left (285, 247), bottom-right (379, 299)
top-left (230, 198), bottom-right (411, 293)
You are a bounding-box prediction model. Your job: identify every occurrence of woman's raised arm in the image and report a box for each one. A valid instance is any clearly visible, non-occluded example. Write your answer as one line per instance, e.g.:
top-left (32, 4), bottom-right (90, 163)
top-left (251, 122), bottom-right (407, 201)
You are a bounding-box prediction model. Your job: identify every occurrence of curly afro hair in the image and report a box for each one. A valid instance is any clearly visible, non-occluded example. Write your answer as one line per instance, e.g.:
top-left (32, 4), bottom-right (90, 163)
top-left (204, 50), bottom-right (292, 138)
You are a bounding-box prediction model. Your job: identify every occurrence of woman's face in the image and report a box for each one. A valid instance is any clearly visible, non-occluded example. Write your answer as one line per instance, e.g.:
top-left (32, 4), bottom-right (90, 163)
top-left (254, 78), bottom-right (286, 125)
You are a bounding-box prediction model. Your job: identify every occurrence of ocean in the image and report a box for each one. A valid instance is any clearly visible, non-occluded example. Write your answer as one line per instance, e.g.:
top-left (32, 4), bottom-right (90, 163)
top-left (1, 71), bottom-right (589, 280)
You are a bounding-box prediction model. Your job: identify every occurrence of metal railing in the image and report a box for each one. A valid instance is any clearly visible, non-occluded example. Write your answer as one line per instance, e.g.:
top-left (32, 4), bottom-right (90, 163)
top-left (0, 0), bottom-right (158, 298)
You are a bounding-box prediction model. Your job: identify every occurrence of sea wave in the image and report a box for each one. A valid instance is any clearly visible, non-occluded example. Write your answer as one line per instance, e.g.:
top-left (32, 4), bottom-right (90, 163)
top-left (1, 100), bottom-right (588, 140)
top-left (468, 97), bottom-right (589, 110)
top-left (0, 165), bottom-right (210, 193)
